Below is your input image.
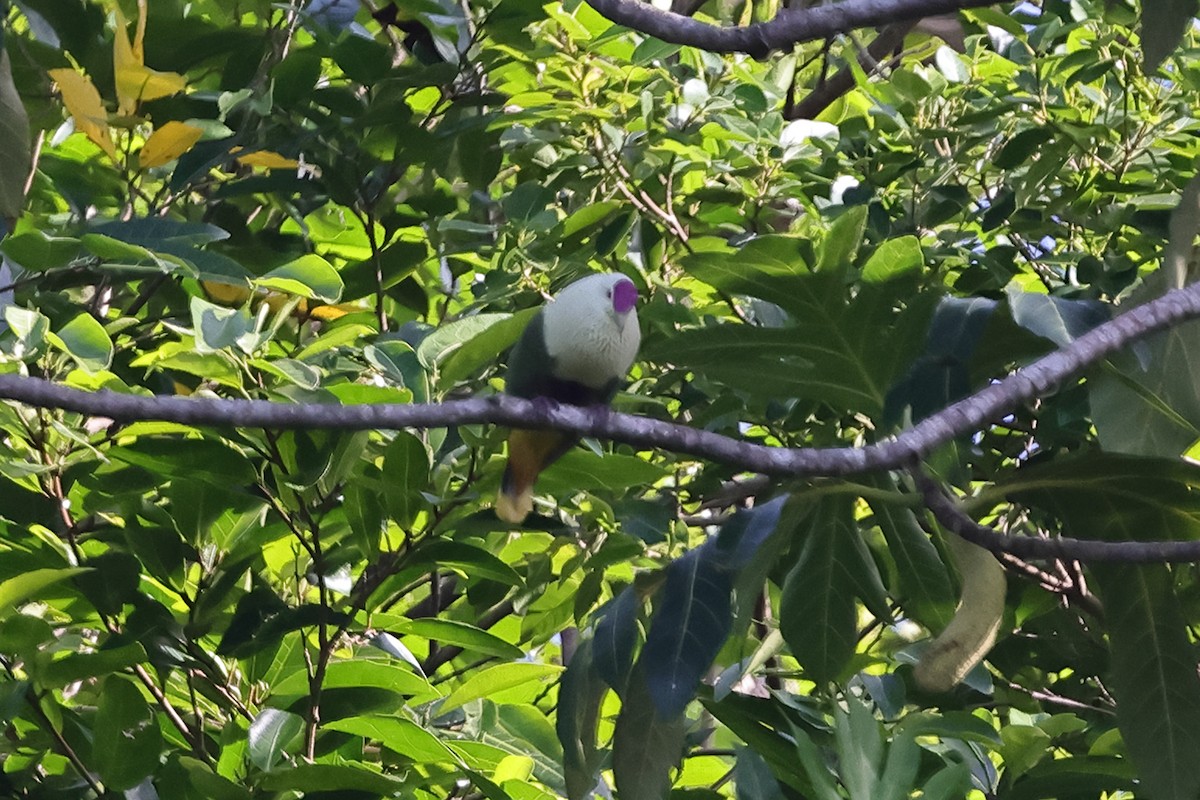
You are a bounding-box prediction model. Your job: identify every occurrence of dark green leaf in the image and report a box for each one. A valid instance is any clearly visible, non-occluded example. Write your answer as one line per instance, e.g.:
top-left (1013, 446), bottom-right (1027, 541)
top-left (1142, 0), bottom-right (1198, 70)
top-left (641, 547), bottom-right (733, 718)
top-left (382, 431), bottom-right (430, 528)
top-left (612, 665), bottom-right (687, 800)
top-left (92, 676), bottom-right (163, 791)
top-left (1093, 564), bottom-right (1200, 800)
top-left (779, 496), bottom-right (859, 684)
top-left (248, 708), bottom-right (304, 771)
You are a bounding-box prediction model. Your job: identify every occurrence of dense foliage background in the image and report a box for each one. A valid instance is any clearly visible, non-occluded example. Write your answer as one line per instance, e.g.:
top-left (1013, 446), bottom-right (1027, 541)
top-left (3, 0), bottom-right (1200, 797)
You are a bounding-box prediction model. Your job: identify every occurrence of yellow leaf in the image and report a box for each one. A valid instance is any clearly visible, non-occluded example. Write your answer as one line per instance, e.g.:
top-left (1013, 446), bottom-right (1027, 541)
top-left (200, 280), bottom-right (252, 307)
top-left (112, 1), bottom-right (185, 114)
top-left (307, 303), bottom-right (360, 321)
top-left (140, 121), bottom-right (203, 168)
top-left (115, 65), bottom-right (186, 113)
top-left (48, 68), bottom-right (117, 160)
top-left (234, 150), bottom-right (301, 170)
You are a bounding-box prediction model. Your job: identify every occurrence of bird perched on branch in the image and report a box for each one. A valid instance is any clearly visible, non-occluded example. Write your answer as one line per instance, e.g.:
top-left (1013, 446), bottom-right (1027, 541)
top-left (496, 273), bottom-right (642, 523)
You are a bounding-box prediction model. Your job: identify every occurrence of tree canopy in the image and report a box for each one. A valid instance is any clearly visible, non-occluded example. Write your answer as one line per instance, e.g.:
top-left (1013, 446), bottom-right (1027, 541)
top-left (2, 0), bottom-right (1200, 798)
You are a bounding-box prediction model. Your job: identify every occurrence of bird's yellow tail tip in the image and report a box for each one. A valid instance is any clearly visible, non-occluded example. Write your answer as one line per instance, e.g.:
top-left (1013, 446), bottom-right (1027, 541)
top-left (496, 488), bottom-right (533, 523)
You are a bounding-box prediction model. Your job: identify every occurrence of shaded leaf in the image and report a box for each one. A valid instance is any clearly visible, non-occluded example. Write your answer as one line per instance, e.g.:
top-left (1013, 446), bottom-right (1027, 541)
top-left (641, 546), bottom-right (733, 718)
top-left (93, 676), bottom-right (162, 791)
top-left (779, 496), bottom-right (859, 684)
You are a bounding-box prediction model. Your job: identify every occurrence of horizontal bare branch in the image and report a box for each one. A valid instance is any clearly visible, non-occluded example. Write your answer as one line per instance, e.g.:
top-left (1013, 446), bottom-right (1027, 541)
top-left (1, 280), bottom-right (1200, 479)
top-left (914, 469), bottom-right (1200, 563)
top-left (586, 0), bottom-right (999, 58)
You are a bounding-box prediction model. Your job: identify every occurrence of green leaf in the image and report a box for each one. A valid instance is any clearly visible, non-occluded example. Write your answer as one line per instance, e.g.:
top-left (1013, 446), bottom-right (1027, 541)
top-left (560, 200), bottom-right (623, 238)
top-left (417, 312), bottom-right (512, 369)
top-left (1, 232), bottom-right (81, 272)
top-left (439, 307), bottom-right (537, 388)
top-left (0, 49), bottom-right (30, 225)
top-left (1142, 0), bottom-right (1198, 71)
top-left (247, 708), bottom-right (304, 771)
top-left (537, 449), bottom-right (668, 494)
top-left (735, 746), bottom-right (785, 800)
top-left (861, 236), bottom-right (922, 283)
top-left (410, 540), bottom-right (524, 586)
top-left (382, 431), bottom-right (430, 528)
top-left (591, 586), bottom-right (641, 692)
top-left (92, 676), bottom-right (163, 791)
top-left (1006, 288), bottom-right (1108, 347)
top-left (191, 295), bottom-right (250, 352)
top-left (47, 312), bottom-right (113, 372)
top-left (1088, 321), bottom-right (1200, 457)
top-left (391, 618), bottom-right (524, 660)
top-left (817, 205), bottom-right (869, 272)
top-left (557, 639), bottom-right (608, 800)
top-left (325, 716), bottom-right (459, 763)
top-left (257, 763), bottom-right (409, 793)
top-left (611, 665), bottom-right (687, 800)
top-left (39, 642), bottom-right (147, 687)
top-left (779, 496), bottom-right (859, 684)
top-left (640, 546), bottom-right (733, 718)
top-left (0, 567), bottom-right (90, 620)
top-left (438, 663), bottom-right (563, 714)
top-left (1092, 564), bottom-right (1200, 800)
top-left (108, 436), bottom-right (257, 488)
top-left (683, 235), bottom-right (812, 313)
top-left (864, 474), bottom-right (955, 629)
top-left (272, 659), bottom-right (434, 698)
top-left (256, 254), bottom-right (343, 302)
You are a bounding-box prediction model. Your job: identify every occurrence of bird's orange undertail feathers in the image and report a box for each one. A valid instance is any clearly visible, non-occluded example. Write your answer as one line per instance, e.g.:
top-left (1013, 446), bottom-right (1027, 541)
top-left (497, 428), bottom-right (571, 523)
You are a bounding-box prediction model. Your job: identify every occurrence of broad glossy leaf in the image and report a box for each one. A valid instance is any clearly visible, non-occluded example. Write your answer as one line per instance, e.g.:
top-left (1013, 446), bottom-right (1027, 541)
top-left (417, 313), bottom-right (511, 369)
top-left (440, 307), bottom-right (537, 388)
top-left (641, 546), bottom-right (733, 718)
top-left (257, 254), bottom-right (343, 302)
top-left (409, 540), bottom-right (523, 586)
top-left (1089, 321), bottom-right (1200, 457)
top-left (93, 676), bottom-right (163, 790)
top-left (816, 205), bottom-right (869, 272)
top-left (272, 659), bottom-right (434, 698)
top-left (713, 495), bottom-right (787, 569)
top-left (107, 436), bottom-right (256, 487)
top-left (0, 50), bottom-right (29, 225)
top-left (779, 496), bottom-right (859, 684)
top-left (735, 747), bottom-right (785, 800)
top-left (611, 665), bottom-right (687, 800)
top-left (557, 639), bottom-right (608, 800)
top-left (47, 311), bottom-right (113, 372)
top-left (248, 708), bottom-right (303, 770)
top-left (864, 474), bottom-right (955, 629)
top-left (438, 663), bottom-right (562, 714)
top-left (0, 567), bottom-right (90, 619)
top-left (191, 295), bottom-right (250, 352)
top-left (538, 449), bottom-right (667, 494)
top-left (325, 716), bottom-right (459, 763)
top-left (257, 763), bottom-right (409, 793)
top-left (1003, 756), bottom-right (1134, 800)
top-left (1006, 288), bottom-right (1108, 347)
top-left (1002, 453), bottom-right (1200, 542)
top-left (861, 236), bottom-right (922, 283)
top-left (1142, 0), bottom-right (1198, 70)
top-left (1092, 564), bottom-right (1200, 800)
top-left (391, 617), bottom-right (524, 660)
top-left (382, 430), bottom-right (430, 528)
top-left (591, 586), bottom-right (640, 692)
top-left (650, 284), bottom-right (931, 416)
top-left (39, 642), bottom-right (147, 687)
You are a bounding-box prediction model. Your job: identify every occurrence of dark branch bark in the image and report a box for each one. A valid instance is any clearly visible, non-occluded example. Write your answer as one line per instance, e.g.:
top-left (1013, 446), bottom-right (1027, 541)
top-left (914, 469), bottom-right (1200, 563)
top-left (585, 0), bottom-right (1001, 57)
top-left (2, 279), bottom-right (1200, 478)
top-left (789, 21), bottom-right (916, 120)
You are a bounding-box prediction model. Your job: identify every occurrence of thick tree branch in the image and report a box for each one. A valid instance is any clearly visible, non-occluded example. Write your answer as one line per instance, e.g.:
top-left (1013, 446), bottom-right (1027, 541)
top-left (914, 469), bottom-right (1200, 563)
top-left (789, 21), bottom-right (915, 120)
top-left (1, 279), bottom-right (1200, 476)
top-left (585, 0), bottom-right (1000, 57)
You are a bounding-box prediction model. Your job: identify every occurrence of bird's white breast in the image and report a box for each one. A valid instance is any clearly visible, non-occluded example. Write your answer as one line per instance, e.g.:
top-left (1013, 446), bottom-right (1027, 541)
top-left (542, 277), bottom-right (640, 389)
